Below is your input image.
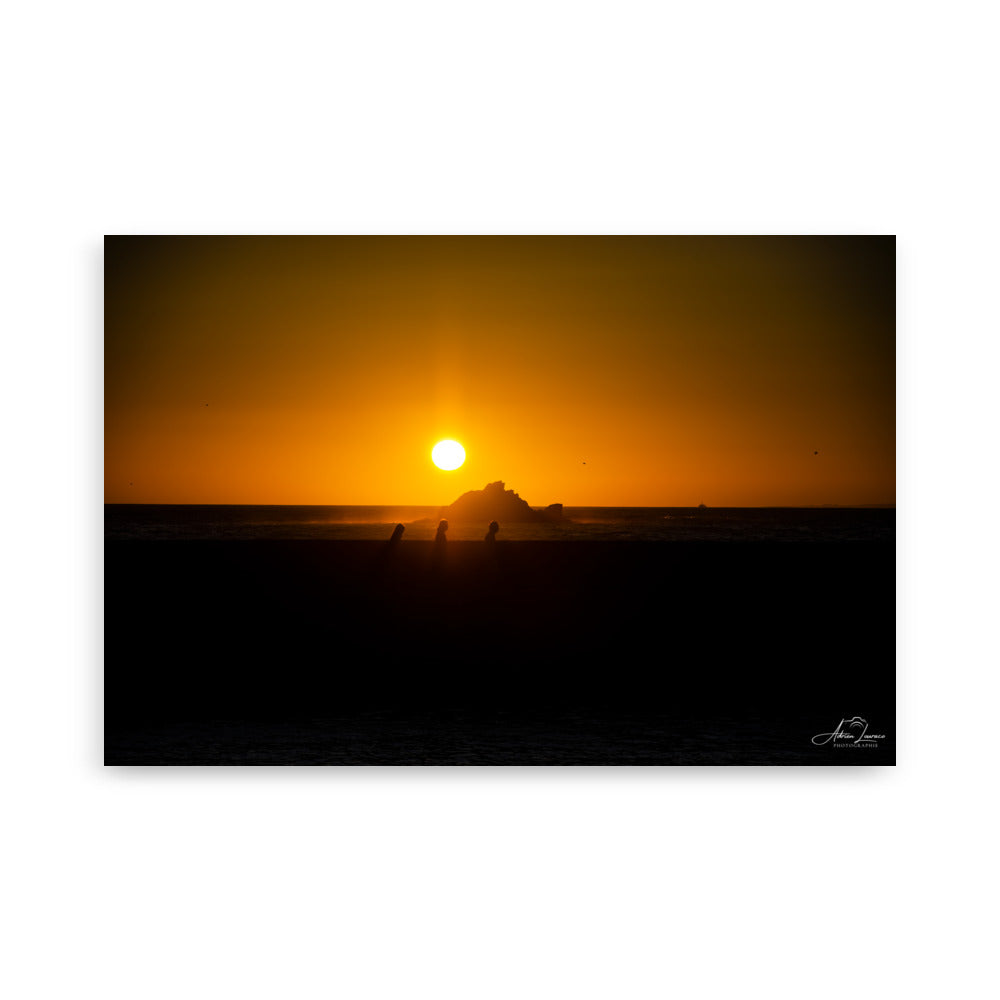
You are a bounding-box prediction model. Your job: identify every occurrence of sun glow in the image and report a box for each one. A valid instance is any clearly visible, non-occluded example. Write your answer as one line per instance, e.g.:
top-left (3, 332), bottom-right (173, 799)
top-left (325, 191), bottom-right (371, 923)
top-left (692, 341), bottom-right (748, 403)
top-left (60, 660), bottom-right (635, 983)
top-left (432, 439), bottom-right (466, 471)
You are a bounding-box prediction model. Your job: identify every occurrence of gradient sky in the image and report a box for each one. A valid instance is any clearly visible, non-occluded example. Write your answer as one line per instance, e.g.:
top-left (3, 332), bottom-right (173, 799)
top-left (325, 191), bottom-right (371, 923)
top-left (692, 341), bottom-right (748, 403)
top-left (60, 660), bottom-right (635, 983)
top-left (105, 236), bottom-right (895, 506)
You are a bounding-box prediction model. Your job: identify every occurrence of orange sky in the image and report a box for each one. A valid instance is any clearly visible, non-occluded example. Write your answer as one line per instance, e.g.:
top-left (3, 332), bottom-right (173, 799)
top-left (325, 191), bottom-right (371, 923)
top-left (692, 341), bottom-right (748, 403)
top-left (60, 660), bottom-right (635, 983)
top-left (105, 236), bottom-right (895, 506)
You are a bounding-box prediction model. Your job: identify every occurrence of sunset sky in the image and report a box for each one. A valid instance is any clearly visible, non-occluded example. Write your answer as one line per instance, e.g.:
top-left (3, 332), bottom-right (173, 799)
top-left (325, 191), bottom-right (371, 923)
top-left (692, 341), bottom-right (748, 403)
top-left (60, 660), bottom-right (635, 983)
top-left (105, 236), bottom-right (894, 506)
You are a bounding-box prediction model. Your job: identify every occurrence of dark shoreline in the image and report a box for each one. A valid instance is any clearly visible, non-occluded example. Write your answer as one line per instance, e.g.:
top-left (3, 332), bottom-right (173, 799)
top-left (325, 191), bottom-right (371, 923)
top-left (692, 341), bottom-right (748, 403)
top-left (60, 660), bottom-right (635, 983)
top-left (105, 539), bottom-right (895, 764)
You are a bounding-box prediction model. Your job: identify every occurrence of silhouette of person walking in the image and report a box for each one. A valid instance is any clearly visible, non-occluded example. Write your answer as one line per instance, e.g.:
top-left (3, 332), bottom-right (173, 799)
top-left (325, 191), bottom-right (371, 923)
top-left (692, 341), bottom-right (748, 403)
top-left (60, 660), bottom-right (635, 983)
top-left (484, 520), bottom-right (499, 543)
top-left (432, 518), bottom-right (448, 573)
top-left (377, 522), bottom-right (405, 576)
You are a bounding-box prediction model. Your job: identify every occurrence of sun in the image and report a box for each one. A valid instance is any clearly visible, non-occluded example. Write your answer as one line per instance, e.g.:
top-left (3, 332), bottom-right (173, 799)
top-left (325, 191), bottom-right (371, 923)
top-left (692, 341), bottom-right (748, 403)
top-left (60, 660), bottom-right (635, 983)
top-left (432, 439), bottom-right (466, 471)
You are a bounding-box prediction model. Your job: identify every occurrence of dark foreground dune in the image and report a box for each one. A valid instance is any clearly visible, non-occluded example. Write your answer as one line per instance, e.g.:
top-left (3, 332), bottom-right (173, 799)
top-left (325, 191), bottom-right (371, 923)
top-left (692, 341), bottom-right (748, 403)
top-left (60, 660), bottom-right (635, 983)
top-left (105, 539), bottom-right (895, 764)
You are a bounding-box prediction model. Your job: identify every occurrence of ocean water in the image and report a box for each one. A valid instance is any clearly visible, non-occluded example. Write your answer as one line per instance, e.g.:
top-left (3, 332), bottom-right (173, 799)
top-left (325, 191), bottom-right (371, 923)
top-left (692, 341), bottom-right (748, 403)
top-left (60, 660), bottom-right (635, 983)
top-left (105, 504), bottom-right (894, 543)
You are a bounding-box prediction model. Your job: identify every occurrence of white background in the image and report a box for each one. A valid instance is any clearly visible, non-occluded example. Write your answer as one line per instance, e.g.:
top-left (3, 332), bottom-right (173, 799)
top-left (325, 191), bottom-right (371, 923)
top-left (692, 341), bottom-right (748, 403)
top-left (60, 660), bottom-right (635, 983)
top-left (3, 2), bottom-right (999, 997)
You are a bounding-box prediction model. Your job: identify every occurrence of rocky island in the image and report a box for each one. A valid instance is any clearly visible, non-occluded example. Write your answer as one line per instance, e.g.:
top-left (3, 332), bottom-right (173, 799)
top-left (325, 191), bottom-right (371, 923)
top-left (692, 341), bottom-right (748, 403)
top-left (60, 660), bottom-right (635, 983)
top-left (443, 481), bottom-right (564, 523)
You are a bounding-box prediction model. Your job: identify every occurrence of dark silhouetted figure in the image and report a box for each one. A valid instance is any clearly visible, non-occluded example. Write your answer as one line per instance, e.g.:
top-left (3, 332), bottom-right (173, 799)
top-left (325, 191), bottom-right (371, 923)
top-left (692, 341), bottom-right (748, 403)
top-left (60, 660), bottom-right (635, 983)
top-left (482, 519), bottom-right (501, 578)
top-left (431, 519), bottom-right (448, 574)
top-left (377, 523), bottom-right (405, 577)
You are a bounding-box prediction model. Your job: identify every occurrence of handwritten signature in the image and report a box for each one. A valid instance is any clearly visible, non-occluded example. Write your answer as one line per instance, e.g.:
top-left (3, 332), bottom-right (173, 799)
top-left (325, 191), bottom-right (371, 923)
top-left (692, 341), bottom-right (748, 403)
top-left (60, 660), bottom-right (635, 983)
top-left (812, 716), bottom-right (887, 746)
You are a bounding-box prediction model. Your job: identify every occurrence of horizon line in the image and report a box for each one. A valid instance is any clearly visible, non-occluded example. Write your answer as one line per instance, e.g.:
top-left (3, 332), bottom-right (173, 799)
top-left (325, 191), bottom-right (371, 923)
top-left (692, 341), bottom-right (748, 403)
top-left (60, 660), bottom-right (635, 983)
top-left (103, 501), bottom-right (897, 509)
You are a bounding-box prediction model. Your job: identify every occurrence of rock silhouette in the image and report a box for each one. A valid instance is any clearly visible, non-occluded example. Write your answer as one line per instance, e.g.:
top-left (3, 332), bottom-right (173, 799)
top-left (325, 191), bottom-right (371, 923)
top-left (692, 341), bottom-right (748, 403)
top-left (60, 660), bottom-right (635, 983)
top-left (444, 481), bottom-right (563, 523)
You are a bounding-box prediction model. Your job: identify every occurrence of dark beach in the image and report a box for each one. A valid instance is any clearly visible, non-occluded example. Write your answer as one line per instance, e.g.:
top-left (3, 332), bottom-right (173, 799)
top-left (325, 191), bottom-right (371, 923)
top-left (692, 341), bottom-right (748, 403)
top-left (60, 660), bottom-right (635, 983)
top-left (105, 535), bottom-right (895, 764)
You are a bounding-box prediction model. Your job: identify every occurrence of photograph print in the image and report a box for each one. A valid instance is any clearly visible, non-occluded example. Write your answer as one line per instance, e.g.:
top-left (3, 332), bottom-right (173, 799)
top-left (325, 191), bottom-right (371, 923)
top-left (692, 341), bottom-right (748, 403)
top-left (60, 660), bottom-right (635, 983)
top-left (104, 235), bottom-right (895, 765)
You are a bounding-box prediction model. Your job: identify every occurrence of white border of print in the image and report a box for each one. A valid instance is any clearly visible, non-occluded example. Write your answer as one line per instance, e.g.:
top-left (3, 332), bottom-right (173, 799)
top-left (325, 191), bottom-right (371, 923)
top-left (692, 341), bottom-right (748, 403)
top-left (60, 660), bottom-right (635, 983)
top-left (5, 3), bottom-right (999, 1000)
